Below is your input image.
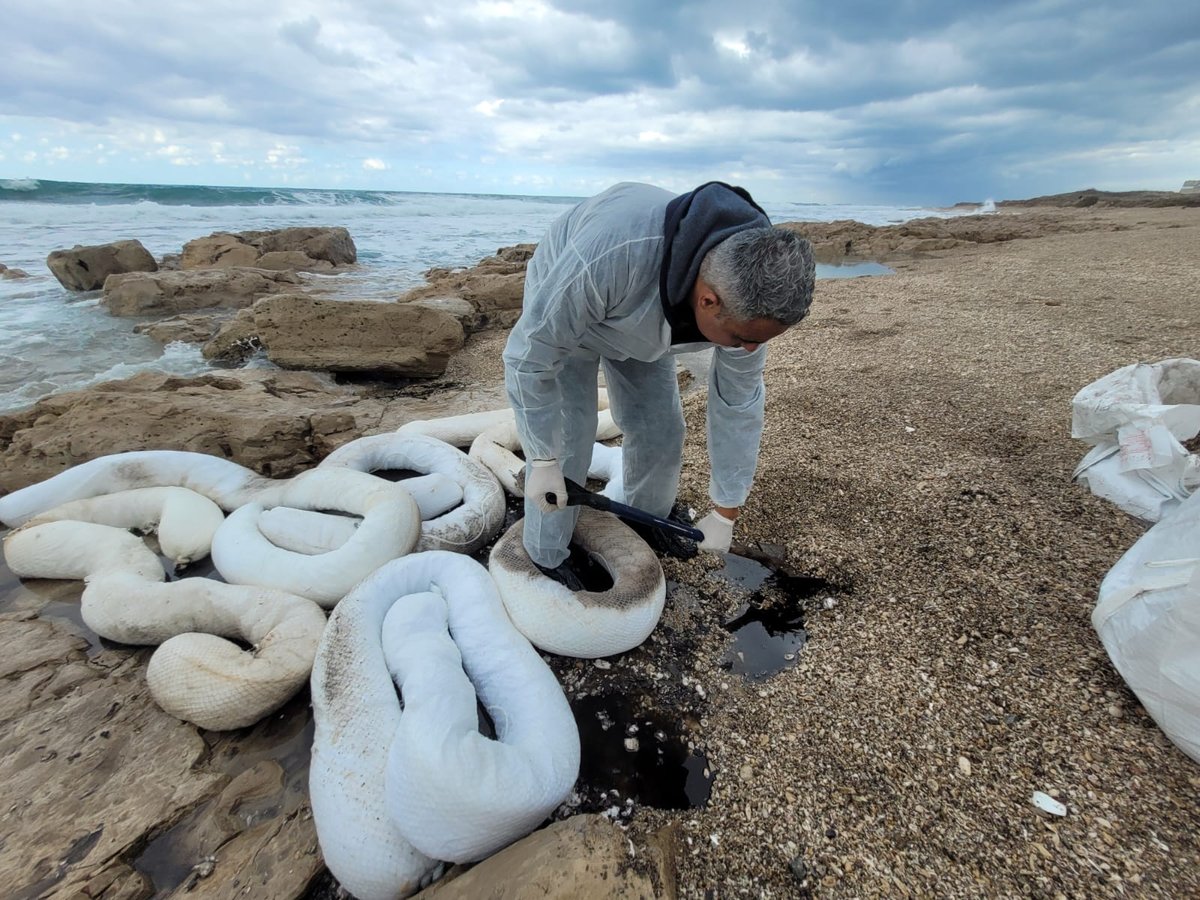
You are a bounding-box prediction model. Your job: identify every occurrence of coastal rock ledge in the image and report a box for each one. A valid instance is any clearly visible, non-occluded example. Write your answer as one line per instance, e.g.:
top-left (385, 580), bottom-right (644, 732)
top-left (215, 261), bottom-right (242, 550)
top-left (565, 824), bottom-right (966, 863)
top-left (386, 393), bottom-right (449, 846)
top-left (0, 369), bottom-right (362, 492)
top-left (205, 294), bottom-right (466, 376)
top-left (398, 243), bottom-right (535, 332)
top-left (102, 267), bottom-right (302, 316)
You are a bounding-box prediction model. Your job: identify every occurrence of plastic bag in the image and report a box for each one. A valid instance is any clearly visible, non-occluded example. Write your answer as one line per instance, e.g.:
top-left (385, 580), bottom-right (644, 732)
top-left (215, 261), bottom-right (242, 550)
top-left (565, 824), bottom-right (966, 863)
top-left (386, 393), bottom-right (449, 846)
top-left (1094, 488), bottom-right (1200, 763)
top-left (1072, 358), bottom-right (1200, 521)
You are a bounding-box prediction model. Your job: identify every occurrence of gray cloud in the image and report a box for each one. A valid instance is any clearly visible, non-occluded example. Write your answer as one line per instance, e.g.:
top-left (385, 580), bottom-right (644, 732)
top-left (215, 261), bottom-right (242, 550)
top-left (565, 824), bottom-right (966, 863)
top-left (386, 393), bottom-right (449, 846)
top-left (1, 0), bottom-right (1196, 202)
top-left (279, 16), bottom-right (366, 68)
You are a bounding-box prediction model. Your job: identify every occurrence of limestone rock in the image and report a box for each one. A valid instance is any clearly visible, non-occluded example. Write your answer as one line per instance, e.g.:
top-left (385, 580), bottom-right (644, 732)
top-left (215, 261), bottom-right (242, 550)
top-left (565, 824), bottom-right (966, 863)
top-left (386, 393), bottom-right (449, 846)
top-left (76, 862), bottom-right (154, 900)
top-left (181, 234), bottom-right (260, 269)
top-left (0, 369), bottom-right (364, 493)
top-left (133, 312), bottom-right (232, 345)
top-left (780, 212), bottom-right (1127, 262)
top-left (144, 760), bottom-right (322, 900)
top-left (408, 295), bottom-right (477, 323)
top-left (181, 227), bottom-right (356, 272)
top-left (174, 806), bottom-right (322, 899)
top-left (419, 243), bottom-right (534, 284)
top-left (407, 269), bottom-right (525, 313)
top-left (255, 250), bottom-right (327, 271)
top-left (102, 267), bottom-right (301, 316)
top-left (251, 227), bottom-right (357, 265)
top-left (251, 294), bottom-right (465, 376)
top-left (398, 243), bottom-right (534, 332)
top-left (416, 815), bottom-right (678, 899)
top-left (408, 295), bottom-right (521, 334)
top-left (999, 187), bottom-right (1200, 207)
top-left (202, 307), bottom-right (261, 362)
top-left (0, 605), bottom-right (325, 899)
top-left (46, 239), bottom-right (158, 291)
top-left (0, 614), bottom-right (224, 898)
top-left (0, 612), bottom-right (90, 680)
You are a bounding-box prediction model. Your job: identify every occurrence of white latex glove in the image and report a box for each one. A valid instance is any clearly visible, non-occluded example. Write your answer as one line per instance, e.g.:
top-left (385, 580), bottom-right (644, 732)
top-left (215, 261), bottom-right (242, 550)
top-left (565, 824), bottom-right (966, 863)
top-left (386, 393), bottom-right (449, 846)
top-left (527, 459), bottom-right (568, 513)
top-left (696, 509), bottom-right (735, 553)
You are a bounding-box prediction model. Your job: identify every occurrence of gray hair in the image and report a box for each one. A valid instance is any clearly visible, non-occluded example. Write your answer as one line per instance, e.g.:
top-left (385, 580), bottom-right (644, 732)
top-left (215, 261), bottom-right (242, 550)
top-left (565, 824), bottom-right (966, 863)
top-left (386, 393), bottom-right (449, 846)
top-left (699, 227), bottom-right (815, 325)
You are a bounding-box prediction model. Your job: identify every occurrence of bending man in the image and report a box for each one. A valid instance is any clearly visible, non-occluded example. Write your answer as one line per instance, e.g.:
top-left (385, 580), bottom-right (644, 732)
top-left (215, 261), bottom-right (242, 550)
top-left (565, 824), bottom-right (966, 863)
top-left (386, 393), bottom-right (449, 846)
top-left (504, 181), bottom-right (815, 588)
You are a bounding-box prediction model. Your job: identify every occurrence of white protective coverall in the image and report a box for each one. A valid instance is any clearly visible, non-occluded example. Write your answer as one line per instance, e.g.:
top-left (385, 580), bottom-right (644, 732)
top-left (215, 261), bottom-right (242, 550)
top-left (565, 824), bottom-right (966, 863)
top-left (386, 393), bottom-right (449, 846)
top-left (504, 182), bottom-right (769, 568)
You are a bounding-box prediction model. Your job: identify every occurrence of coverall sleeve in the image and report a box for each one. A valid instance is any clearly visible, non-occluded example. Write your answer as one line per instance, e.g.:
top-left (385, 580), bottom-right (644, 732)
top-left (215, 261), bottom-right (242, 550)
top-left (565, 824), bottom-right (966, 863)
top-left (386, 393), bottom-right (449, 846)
top-left (706, 343), bottom-right (768, 507)
top-left (504, 246), bottom-right (610, 461)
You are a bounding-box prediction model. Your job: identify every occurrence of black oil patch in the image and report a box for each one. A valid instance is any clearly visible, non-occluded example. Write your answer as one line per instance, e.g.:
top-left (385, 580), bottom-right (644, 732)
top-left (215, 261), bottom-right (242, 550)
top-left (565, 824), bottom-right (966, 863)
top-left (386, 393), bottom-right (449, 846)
top-left (570, 693), bottom-right (713, 812)
top-left (563, 542), bottom-right (615, 592)
top-left (715, 549), bottom-right (833, 681)
top-left (721, 601), bottom-right (809, 681)
top-left (368, 468), bottom-right (423, 482)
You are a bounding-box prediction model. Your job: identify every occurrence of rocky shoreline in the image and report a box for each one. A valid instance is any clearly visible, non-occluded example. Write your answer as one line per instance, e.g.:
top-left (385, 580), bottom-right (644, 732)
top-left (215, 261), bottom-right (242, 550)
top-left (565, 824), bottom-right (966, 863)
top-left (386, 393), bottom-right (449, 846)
top-left (2, 203), bottom-right (1198, 898)
top-left (996, 188), bottom-right (1200, 208)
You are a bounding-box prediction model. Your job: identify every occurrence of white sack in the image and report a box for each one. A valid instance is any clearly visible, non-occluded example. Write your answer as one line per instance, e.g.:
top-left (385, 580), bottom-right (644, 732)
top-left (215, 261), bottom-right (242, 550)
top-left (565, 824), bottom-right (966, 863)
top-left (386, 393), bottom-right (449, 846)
top-left (1094, 488), bottom-right (1200, 763)
top-left (1072, 358), bottom-right (1200, 522)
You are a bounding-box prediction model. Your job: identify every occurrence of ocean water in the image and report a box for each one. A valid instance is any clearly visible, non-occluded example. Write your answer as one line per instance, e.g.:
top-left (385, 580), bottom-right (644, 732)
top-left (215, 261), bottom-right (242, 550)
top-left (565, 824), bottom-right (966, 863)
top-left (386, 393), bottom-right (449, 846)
top-left (0, 178), bottom-right (983, 414)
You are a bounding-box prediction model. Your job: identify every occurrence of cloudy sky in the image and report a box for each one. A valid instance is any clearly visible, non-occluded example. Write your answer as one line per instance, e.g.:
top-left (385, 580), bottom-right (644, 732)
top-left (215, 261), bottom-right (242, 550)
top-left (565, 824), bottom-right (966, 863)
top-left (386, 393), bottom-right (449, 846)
top-left (2, 0), bottom-right (1197, 205)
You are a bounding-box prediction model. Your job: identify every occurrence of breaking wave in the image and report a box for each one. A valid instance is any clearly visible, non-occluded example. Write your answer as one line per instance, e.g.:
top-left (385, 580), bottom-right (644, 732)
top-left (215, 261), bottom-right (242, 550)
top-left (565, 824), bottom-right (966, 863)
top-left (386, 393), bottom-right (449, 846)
top-left (0, 178), bottom-right (582, 209)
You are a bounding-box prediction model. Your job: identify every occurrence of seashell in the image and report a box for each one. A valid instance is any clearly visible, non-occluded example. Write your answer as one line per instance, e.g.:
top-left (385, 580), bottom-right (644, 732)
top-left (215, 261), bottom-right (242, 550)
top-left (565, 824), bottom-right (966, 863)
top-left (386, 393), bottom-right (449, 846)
top-left (1031, 790), bottom-right (1067, 816)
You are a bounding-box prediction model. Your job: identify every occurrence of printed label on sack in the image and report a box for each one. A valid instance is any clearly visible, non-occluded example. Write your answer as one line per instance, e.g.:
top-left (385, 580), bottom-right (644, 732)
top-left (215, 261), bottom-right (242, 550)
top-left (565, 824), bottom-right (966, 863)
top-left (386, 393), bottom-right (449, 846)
top-left (1117, 422), bottom-right (1176, 472)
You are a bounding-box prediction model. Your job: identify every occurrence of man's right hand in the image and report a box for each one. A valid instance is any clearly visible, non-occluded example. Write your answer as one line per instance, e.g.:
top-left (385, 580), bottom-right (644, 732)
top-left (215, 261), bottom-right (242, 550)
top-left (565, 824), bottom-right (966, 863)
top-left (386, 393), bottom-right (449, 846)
top-left (528, 459), bottom-right (568, 513)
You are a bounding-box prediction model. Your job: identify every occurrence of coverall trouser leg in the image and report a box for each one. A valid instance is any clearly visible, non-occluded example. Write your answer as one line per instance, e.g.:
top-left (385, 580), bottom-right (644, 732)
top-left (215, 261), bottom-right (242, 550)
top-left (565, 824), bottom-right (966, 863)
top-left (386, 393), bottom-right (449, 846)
top-left (521, 352), bottom-right (685, 568)
top-left (521, 353), bottom-right (599, 568)
top-left (601, 354), bottom-right (685, 518)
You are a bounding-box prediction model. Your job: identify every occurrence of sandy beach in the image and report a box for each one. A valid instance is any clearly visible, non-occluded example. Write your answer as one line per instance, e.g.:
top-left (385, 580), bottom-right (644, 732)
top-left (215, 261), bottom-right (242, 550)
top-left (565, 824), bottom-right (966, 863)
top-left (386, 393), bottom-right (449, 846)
top-left (1, 203), bottom-right (1197, 898)
top-left (638, 204), bottom-right (1200, 897)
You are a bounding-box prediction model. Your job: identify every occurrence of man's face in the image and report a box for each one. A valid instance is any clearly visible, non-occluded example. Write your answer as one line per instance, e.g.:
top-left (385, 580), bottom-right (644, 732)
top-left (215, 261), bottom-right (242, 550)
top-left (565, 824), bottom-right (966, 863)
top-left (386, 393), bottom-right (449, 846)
top-left (694, 279), bottom-right (789, 351)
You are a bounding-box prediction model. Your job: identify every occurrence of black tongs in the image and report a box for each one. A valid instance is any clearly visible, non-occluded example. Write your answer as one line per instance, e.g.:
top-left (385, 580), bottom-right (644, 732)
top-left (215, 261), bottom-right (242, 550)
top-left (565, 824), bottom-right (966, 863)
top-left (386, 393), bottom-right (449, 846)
top-left (550, 478), bottom-right (704, 542)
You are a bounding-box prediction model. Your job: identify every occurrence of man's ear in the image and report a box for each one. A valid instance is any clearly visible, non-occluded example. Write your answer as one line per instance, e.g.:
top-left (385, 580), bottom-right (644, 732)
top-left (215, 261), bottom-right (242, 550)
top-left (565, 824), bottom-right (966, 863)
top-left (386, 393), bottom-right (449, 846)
top-left (696, 280), bottom-right (721, 312)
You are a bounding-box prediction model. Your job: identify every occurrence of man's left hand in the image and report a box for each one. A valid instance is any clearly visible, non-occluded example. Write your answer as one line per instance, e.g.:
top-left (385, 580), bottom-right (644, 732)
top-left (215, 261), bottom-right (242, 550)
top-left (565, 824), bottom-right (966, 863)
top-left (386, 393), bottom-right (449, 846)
top-left (696, 509), bottom-right (736, 553)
